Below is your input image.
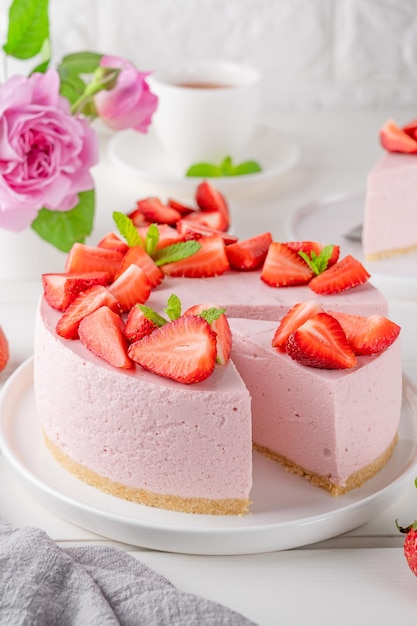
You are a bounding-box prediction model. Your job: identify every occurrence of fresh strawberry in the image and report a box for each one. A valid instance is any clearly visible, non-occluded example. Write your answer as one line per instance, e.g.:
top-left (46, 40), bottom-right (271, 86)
top-left (161, 235), bottom-right (230, 278)
top-left (184, 208), bottom-right (229, 231)
top-left (329, 311), bottom-right (401, 355)
top-left (176, 219), bottom-right (238, 244)
top-left (271, 300), bottom-right (324, 351)
top-left (65, 243), bottom-right (124, 280)
top-left (137, 224), bottom-right (183, 250)
top-left (309, 255), bottom-right (370, 294)
top-left (78, 306), bottom-right (133, 369)
top-left (402, 118), bottom-right (417, 140)
top-left (285, 241), bottom-right (340, 268)
top-left (108, 264), bottom-right (152, 312)
top-left (96, 232), bottom-right (129, 254)
top-left (184, 303), bottom-right (232, 364)
top-left (0, 326), bottom-right (9, 372)
top-left (114, 245), bottom-right (164, 287)
top-left (380, 119), bottom-right (417, 153)
top-left (124, 305), bottom-right (158, 342)
top-left (56, 285), bottom-right (119, 339)
top-left (397, 520), bottom-right (417, 577)
top-left (261, 242), bottom-right (314, 287)
top-left (136, 197), bottom-right (182, 225)
top-left (195, 181), bottom-right (230, 229)
top-left (226, 232), bottom-right (273, 270)
top-left (42, 271), bottom-right (111, 311)
top-left (127, 206), bottom-right (149, 227)
top-left (167, 198), bottom-right (196, 216)
top-left (128, 314), bottom-right (217, 384)
top-left (286, 312), bottom-right (357, 369)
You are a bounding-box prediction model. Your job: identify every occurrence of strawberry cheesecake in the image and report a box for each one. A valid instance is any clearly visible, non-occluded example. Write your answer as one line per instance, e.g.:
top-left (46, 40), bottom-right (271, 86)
top-left (363, 118), bottom-right (417, 260)
top-left (33, 182), bottom-right (403, 514)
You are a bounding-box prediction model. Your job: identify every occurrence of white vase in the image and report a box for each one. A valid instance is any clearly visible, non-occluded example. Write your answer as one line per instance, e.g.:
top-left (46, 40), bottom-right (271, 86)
top-left (0, 227), bottom-right (67, 281)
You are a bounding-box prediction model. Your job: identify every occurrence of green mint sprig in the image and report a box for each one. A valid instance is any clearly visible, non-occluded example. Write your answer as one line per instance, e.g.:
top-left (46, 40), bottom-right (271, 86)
top-left (198, 307), bottom-right (226, 324)
top-left (299, 245), bottom-right (335, 276)
top-left (153, 240), bottom-right (201, 266)
top-left (186, 156), bottom-right (262, 178)
top-left (138, 295), bottom-right (226, 330)
top-left (113, 211), bottom-right (143, 247)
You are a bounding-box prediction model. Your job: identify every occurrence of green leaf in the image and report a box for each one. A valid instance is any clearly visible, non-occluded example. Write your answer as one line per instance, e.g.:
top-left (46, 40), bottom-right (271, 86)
top-left (31, 190), bottom-right (95, 252)
top-left (185, 156), bottom-right (262, 178)
top-left (185, 163), bottom-right (222, 178)
top-left (3, 0), bottom-right (49, 60)
top-left (198, 307), bottom-right (226, 324)
top-left (164, 294), bottom-right (182, 321)
top-left (299, 245), bottom-right (335, 276)
top-left (113, 211), bottom-right (143, 247)
top-left (231, 160), bottom-right (262, 175)
top-left (153, 240), bottom-right (201, 267)
top-left (137, 304), bottom-right (168, 328)
top-left (144, 223), bottom-right (160, 257)
top-left (58, 68), bottom-right (87, 104)
top-left (58, 51), bottom-right (103, 75)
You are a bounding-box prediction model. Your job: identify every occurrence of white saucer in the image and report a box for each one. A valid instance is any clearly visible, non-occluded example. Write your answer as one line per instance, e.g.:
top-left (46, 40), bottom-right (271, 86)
top-left (1, 358), bottom-right (417, 555)
top-left (108, 124), bottom-right (299, 193)
top-left (287, 191), bottom-right (417, 300)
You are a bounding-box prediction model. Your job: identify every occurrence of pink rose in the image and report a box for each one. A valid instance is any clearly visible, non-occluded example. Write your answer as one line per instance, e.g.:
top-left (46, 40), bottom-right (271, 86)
top-left (0, 69), bottom-right (98, 232)
top-left (94, 55), bottom-right (158, 132)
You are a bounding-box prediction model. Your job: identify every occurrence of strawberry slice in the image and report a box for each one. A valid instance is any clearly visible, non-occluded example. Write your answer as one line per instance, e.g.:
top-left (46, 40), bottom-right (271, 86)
top-left (114, 245), bottom-right (164, 287)
top-left (184, 208), bottom-right (229, 232)
top-left (137, 224), bottom-right (183, 250)
top-left (309, 255), bottom-right (370, 294)
top-left (226, 232), bottom-right (273, 270)
top-left (97, 232), bottom-right (129, 254)
top-left (329, 311), bottom-right (401, 355)
top-left (184, 303), bottom-right (232, 364)
top-left (56, 285), bottom-right (120, 339)
top-left (108, 264), bottom-right (152, 312)
top-left (176, 219), bottom-right (238, 244)
top-left (128, 314), bottom-right (217, 384)
top-left (380, 119), bottom-right (417, 153)
top-left (402, 118), bottom-right (417, 140)
top-left (271, 300), bottom-right (324, 351)
top-left (42, 271), bottom-right (111, 311)
top-left (78, 306), bottom-right (133, 369)
top-left (161, 235), bottom-right (230, 278)
top-left (195, 181), bottom-right (230, 229)
top-left (124, 305), bottom-right (158, 342)
top-left (65, 243), bottom-right (124, 280)
top-left (167, 198), bottom-right (196, 216)
top-left (261, 242), bottom-right (314, 287)
top-left (286, 312), bottom-right (357, 370)
top-left (127, 206), bottom-right (149, 227)
top-left (136, 197), bottom-right (182, 225)
top-left (0, 326), bottom-right (9, 372)
top-left (285, 241), bottom-right (340, 268)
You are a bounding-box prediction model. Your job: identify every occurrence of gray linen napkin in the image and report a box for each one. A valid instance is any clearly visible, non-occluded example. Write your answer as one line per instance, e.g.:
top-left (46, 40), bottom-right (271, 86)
top-left (0, 522), bottom-right (256, 625)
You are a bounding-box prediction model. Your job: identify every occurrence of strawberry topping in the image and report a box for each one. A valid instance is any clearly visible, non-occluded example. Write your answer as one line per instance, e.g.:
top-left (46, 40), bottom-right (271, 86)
top-left (56, 285), bottom-right (119, 339)
top-left (42, 271), bottom-right (111, 311)
top-left (184, 303), bottom-right (232, 364)
top-left (226, 232), bottom-right (273, 270)
top-left (308, 255), bottom-right (370, 294)
top-left (261, 242), bottom-right (314, 287)
top-left (329, 311), bottom-right (401, 355)
top-left (272, 300), bottom-right (324, 351)
top-left (108, 264), bottom-right (152, 312)
top-left (161, 235), bottom-right (230, 278)
top-left (79, 306), bottom-right (133, 369)
top-left (65, 243), bottom-right (124, 281)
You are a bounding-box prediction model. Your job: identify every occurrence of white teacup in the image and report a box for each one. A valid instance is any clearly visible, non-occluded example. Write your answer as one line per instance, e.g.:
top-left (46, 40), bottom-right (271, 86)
top-left (148, 60), bottom-right (261, 173)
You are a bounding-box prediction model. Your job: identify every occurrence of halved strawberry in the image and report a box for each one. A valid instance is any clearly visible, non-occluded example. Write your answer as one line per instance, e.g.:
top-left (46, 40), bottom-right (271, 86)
top-left (161, 235), bottom-right (230, 278)
top-left (137, 224), bottom-right (183, 250)
top-left (42, 271), bottom-right (111, 312)
top-left (127, 206), bottom-right (149, 227)
top-left (136, 197), bottom-right (181, 225)
top-left (286, 312), bottom-right (357, 370)
top-left (195, 181), bottom-right (230, 229)
top-left (380, 119), bottom-right (417, 153)
top-left (97, 232), bottom-right (129, 254)
top-left (184, 303), bottom-right (232, 364)
top-left (167, 198), bottom-right (196, 216)
top-left (124, 305), bottom-right (159, 342)
top-left (65, 243), bottom-right (124, 280)
top-left (128, 314), bottom-right (217, 384)
top-left (226, 232), bottom-right (273, 270)
top-left (402, 118), bottom-right (417, 140)
top-left (176, 219), bottom-right (238, 244)
top-left (285, 241), bottom-right (340, 268)
top-left (0, 326), bottom-right (9, 372)
top-left (328, 311), bottom-right (401, 355)
top-left (114, 245), bottom-right (164, 288)
top-left (184, 208), bottom-right (229, 232)
top-left (78, 306), bottom-right (133, 369)
top-left (108, 264), bottom-right (152, 312)
top-left (271, 300), bottom-right (324, 351)
top-left (56, 285), bottom-right (119, 339)
top-left (261, 242), bottom-right (314, 287)
top-left (309, 255), bottom-right (370, 294)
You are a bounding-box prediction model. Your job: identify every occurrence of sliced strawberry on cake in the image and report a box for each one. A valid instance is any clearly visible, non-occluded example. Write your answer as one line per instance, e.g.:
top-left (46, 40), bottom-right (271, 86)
top-left (65, 243), bottom-right (124, 280)
top-left (42, 271), bottom-right (111, 312)
top-left (97, 232), bottom-right (129, 254)
top-left (136, 197), bottom-right (182, 225)
top-left (309, 255), bottom-right (370, 294)
top-left (184, 303), bottom-right (232, 364)
top-left (124, 305), bottom-right (161, 342)
top-left (176, 219), bottom-right (238, 244)
top-left (114, 245), bottom-right (164, 288)
top-left (195, 181), bottom-right (230, 230)
top-left (128, 314), bottom-right (217, 384)
top-left (329, 311), bottom-right (401, 355)
top-left (286, 241), bottom-right (340, 268)
top-left (380, 119), bottom-right (417, 153)
top-left (56, 285), bottom-right (120, 339)
top-left (167, 198), bottom-right (196, 216)
top-left (271, 300), bottom-right (324, 351)
top-left (160, 235), bottom-right (230, 277)
top-left (137, 224), bottom-right (183, 250)
top-left (226, 232), bottom-right (273, 270)
top-left (261, 242), bottom-right (314, 287)
top-left (108, 264), bottom-right (152, 312)
top-left (78, 306), bottom-right (133, 369)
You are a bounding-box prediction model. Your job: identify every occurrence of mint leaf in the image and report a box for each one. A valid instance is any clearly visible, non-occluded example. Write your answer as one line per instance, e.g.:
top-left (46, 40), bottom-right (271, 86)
top-left (144, 223), bottom-right (160, 257)
top-left (231, 160), bottom-right (262, 175)
top-left (198, 307), bottom-right (226, 324)
top-left (153, 240), bottom-right (201, 267)
top-left (31, 190), bottom-right (95, 252)
top-left (113, 211), bottom-right (143, 247)
top-left (164, 294), bottom-right (182, 321)
top-left (299, 245), bottom-right (335, 276)
top-left (186, 163), bottom-right (222, 178)
top-left (186, 156), bottom-right (262, 178)
top-left (3, 0), bottom-right (50, 60)
top-left (137, 304), bottom-right (168, 327)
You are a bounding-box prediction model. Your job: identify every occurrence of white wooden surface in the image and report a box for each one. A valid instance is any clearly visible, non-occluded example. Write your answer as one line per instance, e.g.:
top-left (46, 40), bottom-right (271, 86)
top-left (1, 108), bottom-right (417, 625)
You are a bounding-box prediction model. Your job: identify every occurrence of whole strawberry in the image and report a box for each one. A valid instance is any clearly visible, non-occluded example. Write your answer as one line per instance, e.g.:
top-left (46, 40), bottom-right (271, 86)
top-left (396, 519), bottom-right (417, 577)
top-left (0, 326), bottom-right (9, 372)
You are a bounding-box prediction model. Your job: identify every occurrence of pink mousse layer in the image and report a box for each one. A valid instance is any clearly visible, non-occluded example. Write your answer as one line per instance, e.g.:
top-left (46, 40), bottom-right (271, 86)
top-left (363, 153), bottom-right (417, 258)
top-left (229, 318), bottom-right (402, 487)
top-left (147, 271), bottom-right (388, 320)
top-left (34, 299), bottom-right (252, 501)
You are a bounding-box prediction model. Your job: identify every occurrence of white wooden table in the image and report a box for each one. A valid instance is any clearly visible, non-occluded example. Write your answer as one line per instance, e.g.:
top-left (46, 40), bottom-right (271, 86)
top-left (1, 108), bottom-right (417, 625)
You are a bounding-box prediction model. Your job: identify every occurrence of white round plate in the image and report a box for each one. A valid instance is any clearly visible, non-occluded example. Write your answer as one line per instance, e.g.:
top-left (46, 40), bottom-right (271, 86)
top-left (108, 124), bottom-right (299, 192)
top-left (287, 191), bottom-right (417, 300)
top-left (1, 358), bottom-right (417, 556)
